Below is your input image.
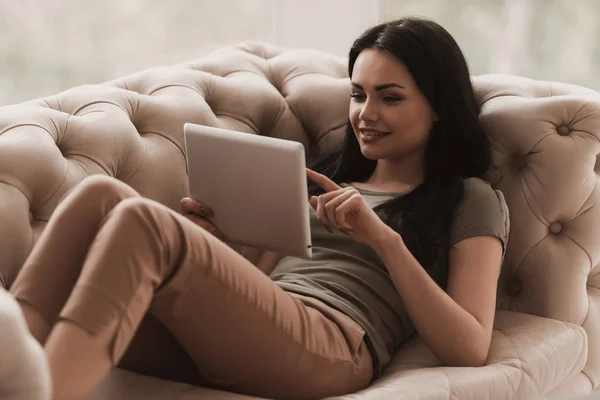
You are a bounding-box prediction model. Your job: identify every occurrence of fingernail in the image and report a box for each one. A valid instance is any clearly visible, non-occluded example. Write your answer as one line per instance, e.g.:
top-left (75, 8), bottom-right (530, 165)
top-left (200, 207), bottom-right (214, 217)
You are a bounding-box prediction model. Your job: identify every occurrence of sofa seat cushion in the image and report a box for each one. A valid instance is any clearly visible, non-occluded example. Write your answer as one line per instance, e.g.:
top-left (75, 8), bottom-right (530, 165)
top-left (343, 311), bottom-right (588, 400)
top-left (90, 369), bottom-right (264, 400)
top-left (91, 311), bottom-right (587, 400)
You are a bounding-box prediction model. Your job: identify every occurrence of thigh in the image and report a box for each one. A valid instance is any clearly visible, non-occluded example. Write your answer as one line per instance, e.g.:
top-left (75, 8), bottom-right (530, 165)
top-left (117, 314), bottom-right (205, 385)
top-left (54, 197), bottom-right (372, 399)
top-left (148, 213), bottom-right (373, 399)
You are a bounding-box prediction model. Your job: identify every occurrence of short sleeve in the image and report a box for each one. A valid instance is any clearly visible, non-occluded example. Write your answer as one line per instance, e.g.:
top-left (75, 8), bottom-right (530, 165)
top-left (449, 178), bottom-right (510, 256)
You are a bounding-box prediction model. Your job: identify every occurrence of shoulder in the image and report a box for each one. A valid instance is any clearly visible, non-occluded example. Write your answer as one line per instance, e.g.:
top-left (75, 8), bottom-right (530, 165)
top-left (449, 177), bottom-right (510, 249)
top-left (457, 177), bottom-right (506, 212)
top-left (461, 177), bottom-right (499, 199)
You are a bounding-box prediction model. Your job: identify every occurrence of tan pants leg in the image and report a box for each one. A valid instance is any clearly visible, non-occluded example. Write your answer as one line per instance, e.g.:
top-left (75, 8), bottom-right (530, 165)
top-left (12, 176), bottom-right (373, 400)
top-left (11, 175), bottom-right (141, 339)
top-left (11, 176), bottom-right (213, 385)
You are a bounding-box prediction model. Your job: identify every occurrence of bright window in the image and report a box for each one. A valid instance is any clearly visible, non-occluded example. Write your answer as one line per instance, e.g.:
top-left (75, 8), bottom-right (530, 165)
top-left (0, 0), bottom-right (272, 105)
top-left (1, 0), bottom-right (597, 105)
top-left (383, 0), bottom-right (600, 90)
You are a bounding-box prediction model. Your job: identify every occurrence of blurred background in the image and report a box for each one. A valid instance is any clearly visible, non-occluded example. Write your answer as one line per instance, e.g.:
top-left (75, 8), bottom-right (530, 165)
top-left (1, 0), bottom-right (598, 105)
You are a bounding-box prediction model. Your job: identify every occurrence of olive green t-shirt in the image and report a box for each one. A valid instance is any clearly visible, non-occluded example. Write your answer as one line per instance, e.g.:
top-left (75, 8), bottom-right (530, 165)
top-left (269, 177), bottom-right (510, 377)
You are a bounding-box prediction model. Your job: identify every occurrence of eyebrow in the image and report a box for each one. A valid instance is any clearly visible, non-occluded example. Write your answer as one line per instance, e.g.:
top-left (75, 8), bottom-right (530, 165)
top-left (351, 82), bottom-right (405, 90)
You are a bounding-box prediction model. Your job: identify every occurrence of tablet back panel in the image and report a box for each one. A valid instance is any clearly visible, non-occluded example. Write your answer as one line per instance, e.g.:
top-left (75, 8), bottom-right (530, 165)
top-left (184, 123), bottom-right (312, 258)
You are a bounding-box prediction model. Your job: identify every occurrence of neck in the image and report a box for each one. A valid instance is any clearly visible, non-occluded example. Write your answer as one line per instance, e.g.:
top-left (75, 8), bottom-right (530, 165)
top-left (368, 155), bottom-right (424, 190)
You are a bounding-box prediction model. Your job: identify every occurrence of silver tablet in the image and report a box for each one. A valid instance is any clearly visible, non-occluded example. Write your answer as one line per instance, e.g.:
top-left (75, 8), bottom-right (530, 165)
top-left (183, 123), bottom-right (312, 259)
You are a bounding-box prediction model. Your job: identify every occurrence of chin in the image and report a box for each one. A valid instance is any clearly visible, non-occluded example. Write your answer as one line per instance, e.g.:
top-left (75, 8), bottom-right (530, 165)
top-left (360, 148), bottom-right (386, 160)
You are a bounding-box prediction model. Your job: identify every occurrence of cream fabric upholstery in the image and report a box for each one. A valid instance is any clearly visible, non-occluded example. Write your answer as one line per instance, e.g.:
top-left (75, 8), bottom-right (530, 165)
top-left (91, 311), bottom-right (587, 400)
top-left (0, 41), bottom-right (599, 399)
top-left (0, 288), bottom-right (50, 399)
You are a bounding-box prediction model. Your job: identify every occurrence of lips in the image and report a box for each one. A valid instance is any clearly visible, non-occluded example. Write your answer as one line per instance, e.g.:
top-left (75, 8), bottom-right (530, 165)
top-left (359, 129), bottom-right (390, 142)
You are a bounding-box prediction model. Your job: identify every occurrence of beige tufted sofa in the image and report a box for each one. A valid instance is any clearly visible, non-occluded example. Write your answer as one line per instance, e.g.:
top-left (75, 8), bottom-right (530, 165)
top-left (1, 41), bottom-right (600, 400)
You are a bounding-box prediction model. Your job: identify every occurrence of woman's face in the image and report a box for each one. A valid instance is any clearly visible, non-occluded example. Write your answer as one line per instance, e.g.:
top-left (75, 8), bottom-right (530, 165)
top-left (349, 48), bottom-right (437, 161)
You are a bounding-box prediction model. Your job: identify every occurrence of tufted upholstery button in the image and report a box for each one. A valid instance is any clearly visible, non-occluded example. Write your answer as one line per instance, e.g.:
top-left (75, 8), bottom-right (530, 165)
top-left (557, 125), bottom-right (570, 136)
top-left (513, 155), bottom-right (528, 172)
top-left (506, 278), bottom-right (522, 296)
top-left (549, 222), bottom-right (563, 234)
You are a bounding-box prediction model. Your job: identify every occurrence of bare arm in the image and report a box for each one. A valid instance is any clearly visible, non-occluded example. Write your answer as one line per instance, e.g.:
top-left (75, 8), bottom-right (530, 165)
top-left (302, 168), bottom-right (503, 366)
top-left (373, 230), bottom-right (503, 367)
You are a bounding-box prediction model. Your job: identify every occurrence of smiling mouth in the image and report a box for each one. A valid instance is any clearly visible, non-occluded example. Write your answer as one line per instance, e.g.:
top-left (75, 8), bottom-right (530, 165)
top-left (359, 129), bottom-right (390, 141)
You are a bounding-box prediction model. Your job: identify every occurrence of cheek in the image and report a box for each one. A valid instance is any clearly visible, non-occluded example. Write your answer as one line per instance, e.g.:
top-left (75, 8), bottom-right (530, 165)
top-left (349, 104), bottom-right (360, 130)
top-left (388, 104), bottom-right (434, 137)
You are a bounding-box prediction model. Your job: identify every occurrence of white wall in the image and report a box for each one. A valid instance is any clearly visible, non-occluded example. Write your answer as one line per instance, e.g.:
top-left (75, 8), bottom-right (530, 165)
top-left (272, 0), bottom-right (381, 56)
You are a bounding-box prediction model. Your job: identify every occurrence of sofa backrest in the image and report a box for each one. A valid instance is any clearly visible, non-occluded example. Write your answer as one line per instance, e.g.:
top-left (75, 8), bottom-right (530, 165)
top-left (473, 74), bottom-right (600, 387)
top-left (1, 41), bottom-right (599, 387)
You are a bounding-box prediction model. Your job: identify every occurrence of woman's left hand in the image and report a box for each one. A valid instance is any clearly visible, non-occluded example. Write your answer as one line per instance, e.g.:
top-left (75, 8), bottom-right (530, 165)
top-left (307, 168), bottom-right (394, 248)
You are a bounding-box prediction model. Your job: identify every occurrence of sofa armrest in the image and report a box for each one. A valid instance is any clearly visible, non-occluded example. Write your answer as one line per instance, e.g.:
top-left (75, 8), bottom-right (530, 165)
top-left (0, 288), bottom-right (51, 400)
top-left (333, 311), bottom-right (587, 400)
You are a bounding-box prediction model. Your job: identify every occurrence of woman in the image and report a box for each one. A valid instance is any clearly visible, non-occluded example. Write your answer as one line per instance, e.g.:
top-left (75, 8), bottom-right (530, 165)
top-left (10, 17), bottom-right (509, 400)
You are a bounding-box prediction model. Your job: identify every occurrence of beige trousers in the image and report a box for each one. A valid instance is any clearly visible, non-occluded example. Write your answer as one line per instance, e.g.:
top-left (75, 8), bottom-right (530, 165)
top-left (10, 175), bottom-right (373, 400)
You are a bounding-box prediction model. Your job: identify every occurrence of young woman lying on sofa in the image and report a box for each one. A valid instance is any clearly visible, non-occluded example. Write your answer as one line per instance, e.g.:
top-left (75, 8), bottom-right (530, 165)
top-left (10, 16), bottom-right (509, 400)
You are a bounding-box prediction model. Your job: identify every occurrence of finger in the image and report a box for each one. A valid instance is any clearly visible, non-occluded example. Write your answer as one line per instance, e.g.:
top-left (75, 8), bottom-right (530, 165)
top-left (306, 168), bottom-right (341, 193)
top-left (309, 195), bottom-right (318, 210)
top-left (309, 187), bottom-right (349, 211)
top-left (179, 197), bottom-right (189, 214)
top-left (334, 193), bottom-right (362, 231)
top-left (180, 197), bottom-right (214, 217)
top-left (312, 187), bottom-right (354, 231)
top-left (184, 214), bottom-right (224, 240)
top-left (184, 214), bottom-right (213, 230)
top-left (319, 187), bottom-right (351, 203)
top-left (324, 189), bottom-right (356, 230)
top-left (315, 195), bottom-right (333, 233)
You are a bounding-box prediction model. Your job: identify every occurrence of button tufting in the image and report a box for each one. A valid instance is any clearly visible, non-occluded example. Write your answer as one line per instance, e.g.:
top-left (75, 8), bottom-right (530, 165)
top-left (512, 155), bottom-right (527, 172)
top-left (549, 222), bottom-right (563, 234)
top-left (506, 278), bottom-right (522, 296)
top-left (557, 126), bottom-right (570, 136)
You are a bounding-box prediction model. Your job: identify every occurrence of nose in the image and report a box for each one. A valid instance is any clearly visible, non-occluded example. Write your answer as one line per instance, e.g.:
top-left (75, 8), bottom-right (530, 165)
top-left (358, 98), bottom-right (379, 122)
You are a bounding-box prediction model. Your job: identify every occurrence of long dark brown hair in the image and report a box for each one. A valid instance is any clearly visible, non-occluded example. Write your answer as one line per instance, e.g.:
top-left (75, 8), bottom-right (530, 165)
top-left (307, 17), bottom-right (491, 285)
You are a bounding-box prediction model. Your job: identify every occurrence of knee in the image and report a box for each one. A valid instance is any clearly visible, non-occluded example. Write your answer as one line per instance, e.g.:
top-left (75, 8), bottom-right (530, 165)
top-left (110, 198), bottom-right (195, 242)
top-left (78, 175), bottom-right (130, 197)
top-left (106, 198), bottom-right (179, 250)
top-left (110, 197), bottom-right (157, 225)
top-left (70, 175), bottom-right (139, 204)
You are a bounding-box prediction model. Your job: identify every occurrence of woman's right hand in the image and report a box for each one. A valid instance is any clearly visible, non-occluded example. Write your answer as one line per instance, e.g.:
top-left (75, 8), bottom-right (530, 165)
top-left (180, 197), bottom-right (226, 241)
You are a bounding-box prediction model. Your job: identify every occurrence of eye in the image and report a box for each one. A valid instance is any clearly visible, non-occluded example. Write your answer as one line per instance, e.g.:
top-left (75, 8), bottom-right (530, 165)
top-left (382, 96), bottom-right (404, 103)
top-left (350, 93), bottom-right (365, 101)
